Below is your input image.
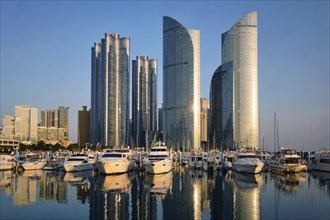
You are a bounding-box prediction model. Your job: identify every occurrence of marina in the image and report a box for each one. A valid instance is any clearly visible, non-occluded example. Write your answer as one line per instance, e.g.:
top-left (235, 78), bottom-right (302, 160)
top-left (1, 167), bottom-right (329, 219)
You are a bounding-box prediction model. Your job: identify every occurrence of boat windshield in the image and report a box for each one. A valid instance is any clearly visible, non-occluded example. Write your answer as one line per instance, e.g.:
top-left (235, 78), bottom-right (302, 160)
top-left (151, 148), bottom-right (167, 152)
top-left (102, 153), bottom-right (123, 158)
top-left (285, 158), bottom-right (299, 164)
top-left (320, 158), bottom-right (330, 164)
top-left (67, 158), bottom-right (85, 161)
top-left (238, 155), bottom-right (258, 159)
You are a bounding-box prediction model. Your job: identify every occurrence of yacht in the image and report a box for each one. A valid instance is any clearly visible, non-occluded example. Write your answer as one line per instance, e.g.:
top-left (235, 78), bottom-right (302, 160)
top-left (309, 151), bottom-right (330, 172)
top-left (96, 148), bottom-right (136, 175)
top-left (232, 152), bottom-right (264, 174)
top-left (22, 153), bottom-right (47, 170)
top-left (188, 151), bottom-right (206, 170)
top-left (270, 149), bottom-right (306, 173)
top-left (0, 154), bottom-right (15, 170)
top-left (144, 143), bottom-right (173, 174)
top-left (63, 153), bottom-right (94, 172)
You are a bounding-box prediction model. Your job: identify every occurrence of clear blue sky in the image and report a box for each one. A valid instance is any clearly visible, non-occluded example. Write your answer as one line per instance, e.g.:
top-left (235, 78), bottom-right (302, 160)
top-left (1, 1), bottom-right (329, 151)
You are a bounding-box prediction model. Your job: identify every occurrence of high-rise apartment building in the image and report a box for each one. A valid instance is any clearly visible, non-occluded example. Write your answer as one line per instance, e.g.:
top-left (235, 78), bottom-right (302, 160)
top-left (210, 11), bottom-right (258, 149)
top-left (90, 33), bottom-right (130, 147)
top-left (132, 56), bottom-right (157, 147)
top-left (163, 16), bottom-right (200, 150)
top-left (14, 105), bottom-right (38, 144)
top-left (1, 115), bottom-right (15, 139)
top-left (40, 106), bottom-right (69, 138)
top-left (78, 106), bottom-right (90, 146)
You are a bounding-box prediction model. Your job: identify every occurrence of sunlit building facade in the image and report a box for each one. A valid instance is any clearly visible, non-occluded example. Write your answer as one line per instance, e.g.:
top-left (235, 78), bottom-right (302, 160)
top-left (132, 56), bottom-right (158, 147)
top-left (163, 16), bottom-right (200, 150)
top-left (40, 106), bottom-right (69, 139)
top-left (14, 105), bottom-right (38, 144)
top-left (219, 11), bottom-right (259, 149)
top-left (90, 33), bottom-right (130, 147)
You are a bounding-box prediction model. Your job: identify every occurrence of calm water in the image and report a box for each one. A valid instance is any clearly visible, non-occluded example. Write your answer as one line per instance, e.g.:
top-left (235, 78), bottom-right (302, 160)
top-left (1, 169), bottom-right (329, 220)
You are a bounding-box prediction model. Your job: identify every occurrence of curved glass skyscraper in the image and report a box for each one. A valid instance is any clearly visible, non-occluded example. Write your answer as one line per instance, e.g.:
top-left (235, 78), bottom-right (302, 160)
top-left (163, 16), bottom-right (200, 150)
top-left (221, 11), bottom-right (259, 148)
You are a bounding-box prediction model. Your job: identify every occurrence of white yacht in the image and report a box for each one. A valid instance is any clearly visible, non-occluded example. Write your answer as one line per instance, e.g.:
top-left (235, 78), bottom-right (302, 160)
top-left (96, 148), bottom-right (136, 175)
top-left (0, 154), bottom-right (15, 170)
top-left (22, 153), bottom-right (47, 170)
top-left (188, 151), bottom-right (206, 170)
top-left (232, 152), bottom-right (264, 174)
top-left (144, 143), bottom-right (173, 174)
top-left (63, 154), bottom-right (94, 172)
top-left (309, 151), bottom-right (330, 172)
top-left (270, 149), bottom-right (306, 173)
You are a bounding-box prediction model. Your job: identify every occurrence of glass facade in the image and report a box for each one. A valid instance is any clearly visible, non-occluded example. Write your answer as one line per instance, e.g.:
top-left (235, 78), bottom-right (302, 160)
top-left (221, 11), bottom-right (259, 149)
top-left (90, 33), bottom-right (130, 147)
top-left (132, 56), bottom-right (158, 147)
top-left (163, 16), bottom-right (200, 150)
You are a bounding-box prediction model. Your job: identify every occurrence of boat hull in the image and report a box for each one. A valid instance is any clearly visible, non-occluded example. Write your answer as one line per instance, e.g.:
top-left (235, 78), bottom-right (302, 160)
top-left (0, 163), bottom-right (14, 170)
top-left (96, 160), bottom-right (135, 175)
top-left (270, 164), bottom-right (306, 173)
top-left (232, 163), bottom-right (264, 174)
top-left (63, 163), bottom-right (94, 172)
top-left (22, 161), bottom-right (46, 170)
top-left (309, 163), bottom-right (330, 172)
top-left (145, 159), bottom-right (173, 174)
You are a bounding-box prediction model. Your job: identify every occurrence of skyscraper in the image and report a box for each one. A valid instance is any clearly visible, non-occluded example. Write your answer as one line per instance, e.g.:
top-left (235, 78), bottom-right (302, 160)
top-left (40, 106), bottom-right (69, 139)
top-left (14, 105), bottom-right (38, 144)
top-left (78, 106), bottom-right (90, 147)
top-left (163, 16), bottom-right (200, 150)
top-left (132, 56), bottom-right (157, 147)
top-left (211, 11), bottom-right (258, 149)
top-left (90, 33), bottom-right (130, 147)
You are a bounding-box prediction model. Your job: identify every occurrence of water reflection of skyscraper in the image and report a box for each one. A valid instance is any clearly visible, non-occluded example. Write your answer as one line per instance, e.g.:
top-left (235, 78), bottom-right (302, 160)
top-left (226, 171), bottom-right (262, 220)
top-left (0, 170), bottom-right (13, 188)
top-left (90, 173), bottom-right (133, 220)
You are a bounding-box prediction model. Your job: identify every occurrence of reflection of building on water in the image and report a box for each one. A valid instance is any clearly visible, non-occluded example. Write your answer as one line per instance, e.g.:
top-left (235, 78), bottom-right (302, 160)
top-left (39, 171), bottom-right (68, 203)
top-left (63, 170), bottom-right (93, 204)
top-left (90, 173), bottom-right (132, 220)
top-left (225, 171), bottom-right (262, 220)
top-left (12, 170), bottom-right (43, 206)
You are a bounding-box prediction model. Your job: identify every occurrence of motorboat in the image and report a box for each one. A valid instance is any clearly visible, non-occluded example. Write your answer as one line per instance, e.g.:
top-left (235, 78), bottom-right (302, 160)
top-left (144, 143), bottom-right (173, 174)
top-left (63, 154), bottom-right (94, 172)
top-left (22, 153), bottom-right (47, 170)
top-left (270, 149), bottom-right (306, 173)
top-left (0, 154), bottom-right (15, 170)
top-left (188, 151), bottom-right (206, 170)
top-left (96, 148), bottom-right (136, 175)
top-left (232, 152), bottom-right (264, 174)
top-left (309, 151), bottom-right (330, 172)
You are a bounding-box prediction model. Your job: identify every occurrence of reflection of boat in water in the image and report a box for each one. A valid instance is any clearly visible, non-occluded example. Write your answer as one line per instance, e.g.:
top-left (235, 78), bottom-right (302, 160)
top-left (0, 170), bottom-right (13, 188)
top-left (231, 171), bottom-right (264, 189)
top-left (272, 172), bottom-right (307, 191)
top-left (95, 173), bottom-right (133, 193)
top-left (310, 170), bottom-right (330, 182)
top-left (63, 170), bottom-right (93, 184)
top-left (145, 171), bottom-right (173, 196)
top-left (21, 169), bottom-right (44, 178)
